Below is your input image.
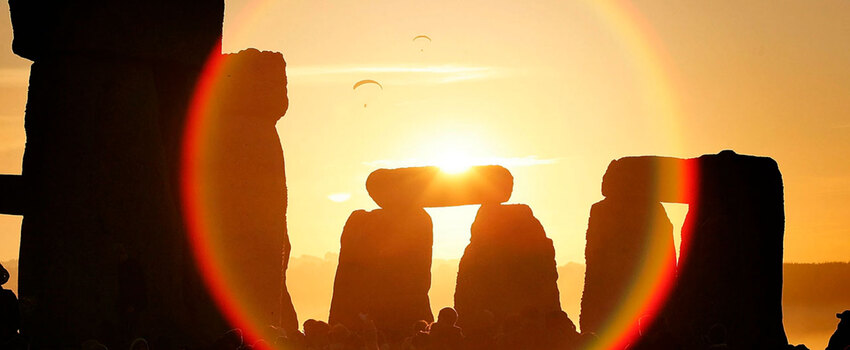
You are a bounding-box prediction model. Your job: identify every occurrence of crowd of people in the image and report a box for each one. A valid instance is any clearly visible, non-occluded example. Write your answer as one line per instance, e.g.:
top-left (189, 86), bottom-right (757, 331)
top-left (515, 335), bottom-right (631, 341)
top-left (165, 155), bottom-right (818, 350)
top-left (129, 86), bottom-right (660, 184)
top-left (267, 307), bottom-right (589, 350)
top-left (1, 262), bottom-right (848, 350)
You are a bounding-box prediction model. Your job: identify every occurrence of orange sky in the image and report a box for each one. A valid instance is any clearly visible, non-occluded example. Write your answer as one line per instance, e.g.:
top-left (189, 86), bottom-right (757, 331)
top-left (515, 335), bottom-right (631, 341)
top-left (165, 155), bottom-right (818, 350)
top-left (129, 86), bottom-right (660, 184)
top-left (1, 0), bottom-right (849, 265)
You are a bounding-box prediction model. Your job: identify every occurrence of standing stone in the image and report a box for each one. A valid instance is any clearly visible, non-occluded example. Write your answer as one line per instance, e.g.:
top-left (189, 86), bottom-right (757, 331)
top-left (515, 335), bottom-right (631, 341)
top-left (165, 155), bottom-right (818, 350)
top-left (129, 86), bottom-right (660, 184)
top-left (329, 208), bottom-right (434, 335)
top-left (668, 151), bottom-right (787, 349)
top-left (455, 204), bottom-right (561, 328)
top-left (9, 1), bottom-right (226, 347)
top-left (201, 48), bottom-right (298, 335)
top-left (579, 198), bottom-right (676, 335)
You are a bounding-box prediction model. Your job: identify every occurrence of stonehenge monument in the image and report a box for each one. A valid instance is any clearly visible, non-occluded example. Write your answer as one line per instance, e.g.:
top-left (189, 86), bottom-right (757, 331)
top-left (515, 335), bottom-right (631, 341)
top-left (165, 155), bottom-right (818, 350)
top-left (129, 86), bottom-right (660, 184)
top-left (0, 3), bottom-right (791, 346)
top-left (3, 2), bottom-right (297, 347)
top-left (581, 150), bottom-right (787, 349)
top-left (332, 165), bottom-right (564, 333)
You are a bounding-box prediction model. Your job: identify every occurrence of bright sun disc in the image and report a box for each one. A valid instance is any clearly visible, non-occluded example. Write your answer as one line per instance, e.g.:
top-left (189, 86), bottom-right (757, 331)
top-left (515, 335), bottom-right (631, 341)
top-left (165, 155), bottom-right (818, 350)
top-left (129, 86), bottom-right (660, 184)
top-left (436, 153), bottom-right (474, 174)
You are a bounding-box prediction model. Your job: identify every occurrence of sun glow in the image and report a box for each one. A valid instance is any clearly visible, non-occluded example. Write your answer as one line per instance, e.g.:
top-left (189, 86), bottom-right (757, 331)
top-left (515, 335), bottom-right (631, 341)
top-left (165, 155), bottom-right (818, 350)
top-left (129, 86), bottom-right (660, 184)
top-left (436, 153), bottom-right (474, 174)
top-left (422, 132), bottom-right (488, 174)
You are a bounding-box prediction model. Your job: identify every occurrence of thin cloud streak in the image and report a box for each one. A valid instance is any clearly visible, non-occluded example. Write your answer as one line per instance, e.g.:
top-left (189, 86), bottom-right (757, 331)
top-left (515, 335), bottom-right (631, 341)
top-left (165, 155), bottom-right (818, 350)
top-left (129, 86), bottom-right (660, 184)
top-left (287, 64), bottom-right (503, 85)
top-left (288, 65), bottom-right (492, 76)
top-left (327, 193), bottom-right (352, 202)
top-left (363, 156), bottom-right (558, 169)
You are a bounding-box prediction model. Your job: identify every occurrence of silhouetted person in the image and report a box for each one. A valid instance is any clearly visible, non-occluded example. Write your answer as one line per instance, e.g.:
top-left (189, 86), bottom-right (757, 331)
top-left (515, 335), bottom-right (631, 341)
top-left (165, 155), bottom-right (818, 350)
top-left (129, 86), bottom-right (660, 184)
top-left (827, 311), bottom-right (850, 350)
top-left (0, 263), bottom-right (21, 346)
top-left (304, 319), bottom-right (331, 349)
top-left (402, 320), bottom-right (431, 350)
top-left (429, 307), bottom-right (464, 350)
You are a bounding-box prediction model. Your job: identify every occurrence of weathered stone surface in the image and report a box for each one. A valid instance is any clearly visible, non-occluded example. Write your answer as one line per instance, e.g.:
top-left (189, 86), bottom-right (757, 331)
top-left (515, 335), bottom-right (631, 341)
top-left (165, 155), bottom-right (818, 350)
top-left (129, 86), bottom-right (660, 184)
top-left (579, 198), bottom-right (676, 335)
top-left (366, 165), bottom-right (513, 208)
top-left (329, 208), bottom-right (434, 334)
top-left (455, 204), bottom-right (561, 328)
top-left (667, 151), bottom-right (787, 349)
top-left (201, 49), bottom-right (297, 334)
top-left (10, 2), bottom-right (227, 347)
top-left (215, 49), bottom-right (289, 117)
top-left (17, 57), bottom-right (222, 348)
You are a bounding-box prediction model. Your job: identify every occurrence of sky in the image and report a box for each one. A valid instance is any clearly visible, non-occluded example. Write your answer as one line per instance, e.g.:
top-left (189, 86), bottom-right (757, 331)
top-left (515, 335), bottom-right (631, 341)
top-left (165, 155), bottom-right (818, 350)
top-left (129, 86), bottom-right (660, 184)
top-left (1, 0), bottom-right (849, 265)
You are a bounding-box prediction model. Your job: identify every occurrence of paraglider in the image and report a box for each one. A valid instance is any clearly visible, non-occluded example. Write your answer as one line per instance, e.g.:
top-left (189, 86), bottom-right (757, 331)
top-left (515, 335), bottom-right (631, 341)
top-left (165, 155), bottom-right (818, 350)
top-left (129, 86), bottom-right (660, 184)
top-left (353, 79), bottom-right (383, 108)
top-left (413, 35), bottom-right (431, 52)
top-left (352, 79), bottom-right (383, 91)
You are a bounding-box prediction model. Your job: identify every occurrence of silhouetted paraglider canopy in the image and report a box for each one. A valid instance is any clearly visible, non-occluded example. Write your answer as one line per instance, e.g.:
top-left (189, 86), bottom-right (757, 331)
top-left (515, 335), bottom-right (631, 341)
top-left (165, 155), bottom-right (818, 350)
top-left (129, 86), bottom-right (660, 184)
top-left (412, 35), bottom-right (432, 42)
top-left (352, 79), bottom-right (383, 90)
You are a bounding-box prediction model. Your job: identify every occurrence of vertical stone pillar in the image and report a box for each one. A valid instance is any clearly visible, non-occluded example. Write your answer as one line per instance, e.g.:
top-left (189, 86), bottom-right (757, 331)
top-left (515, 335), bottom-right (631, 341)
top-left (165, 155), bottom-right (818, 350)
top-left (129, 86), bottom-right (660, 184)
top-left (329, 208), bottom-right (434, 335)
top-left (202, 49), bottom-right (298, 335)
top-left (455, 204), bottom-right (561, 328)
top-left (669, 151), bottom-right (787, 349)
top-left (579, 198), bottom-right (675, 334)
top-left (9, 1), bottom-right (226, 347)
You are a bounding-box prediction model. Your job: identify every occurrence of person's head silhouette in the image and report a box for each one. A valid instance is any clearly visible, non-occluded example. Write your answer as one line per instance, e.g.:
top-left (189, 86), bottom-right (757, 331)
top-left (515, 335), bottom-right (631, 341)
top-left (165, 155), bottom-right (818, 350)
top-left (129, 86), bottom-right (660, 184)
top-left (438, 307), bottom-right (458, 326)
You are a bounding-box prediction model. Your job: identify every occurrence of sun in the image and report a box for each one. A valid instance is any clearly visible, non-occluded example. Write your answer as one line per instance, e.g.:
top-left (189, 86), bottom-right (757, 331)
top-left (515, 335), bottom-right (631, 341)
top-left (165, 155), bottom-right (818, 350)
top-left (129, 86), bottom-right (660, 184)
top-left (419, 130), bottom-right (491, 174)
top-left (436, 153), bottom-right (474, 174)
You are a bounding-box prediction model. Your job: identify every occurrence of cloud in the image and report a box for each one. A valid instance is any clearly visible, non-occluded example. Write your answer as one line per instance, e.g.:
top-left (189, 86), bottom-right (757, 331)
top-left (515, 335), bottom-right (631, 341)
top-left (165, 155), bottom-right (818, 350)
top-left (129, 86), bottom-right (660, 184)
top-left (363, 156), bottom-right (558, 169)
top-left (286, 64), bottom-right (502, 85)
top-left (327, 193), bottom-right (352, 202)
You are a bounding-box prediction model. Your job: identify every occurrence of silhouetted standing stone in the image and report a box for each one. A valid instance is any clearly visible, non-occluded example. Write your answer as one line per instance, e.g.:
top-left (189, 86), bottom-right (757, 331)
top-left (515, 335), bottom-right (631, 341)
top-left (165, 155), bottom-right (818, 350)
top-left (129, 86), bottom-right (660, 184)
top-left (580, 198), bottom-right (676, 335)
top-left (455, 204), bottom-right (560, 328)
top-left (202, 49), bottom-right (298, 335)
top-left (9, 1), bottom-right (226, 347)
top-left (330, 208), bottom-right (434, 334)
top-left (668, 151), bottom-right (787, 349)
